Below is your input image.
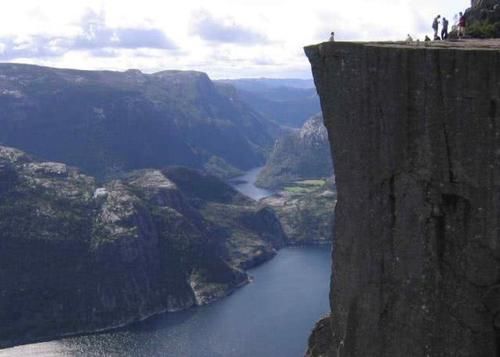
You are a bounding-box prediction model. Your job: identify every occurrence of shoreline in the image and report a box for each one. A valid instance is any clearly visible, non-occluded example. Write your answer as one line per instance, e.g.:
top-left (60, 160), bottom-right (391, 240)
top-left (0, 275), bottom-right (251, 351)
top-left (2, 167), bottom-right (330, 351)
top-left (0, 242), bottom-right (332, 351)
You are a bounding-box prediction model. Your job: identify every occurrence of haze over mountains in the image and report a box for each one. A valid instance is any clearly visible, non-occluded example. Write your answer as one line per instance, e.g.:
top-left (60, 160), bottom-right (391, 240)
top-left (217, 78), bottom-right (321, 128)
top-left (0, 64), bottom-right (280, 180)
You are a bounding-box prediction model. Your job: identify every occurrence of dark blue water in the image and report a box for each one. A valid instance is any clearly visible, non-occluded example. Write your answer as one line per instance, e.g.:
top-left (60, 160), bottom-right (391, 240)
top-left (1, 167), bottom-right (332, 357)
top-left (1, 246), bottom-right (331, 357)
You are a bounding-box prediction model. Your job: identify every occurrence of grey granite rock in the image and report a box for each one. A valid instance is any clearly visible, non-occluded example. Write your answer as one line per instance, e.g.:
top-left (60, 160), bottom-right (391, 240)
top-left (305, 41), bottom-right (500, 356)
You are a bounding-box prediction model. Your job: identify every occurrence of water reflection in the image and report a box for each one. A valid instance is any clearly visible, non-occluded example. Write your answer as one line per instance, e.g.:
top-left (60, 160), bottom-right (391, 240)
top-left (229, 167), bottom-right (274, 201)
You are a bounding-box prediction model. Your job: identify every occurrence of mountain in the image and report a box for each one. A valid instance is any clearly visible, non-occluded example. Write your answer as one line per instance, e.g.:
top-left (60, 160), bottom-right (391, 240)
top-left (0, 64), bottom-right (275, 180)
top-left (218, 78), bottom-right (315, 91)
top-left (465, 0), bottom-right (500, 37)
top-left (0, 145), bottom-right (286, 348)
top-left (261, 179), bottom-right (336, 245)
top-left (256, 114), bottom-right (334, 189)
top-left (216, 78), bottom-right (321, 128)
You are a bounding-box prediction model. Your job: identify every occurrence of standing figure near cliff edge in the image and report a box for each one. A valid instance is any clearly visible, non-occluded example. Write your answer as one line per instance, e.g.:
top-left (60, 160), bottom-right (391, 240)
top-left (329, 32), bottom-right (335, 41)
top-left (432, 15), bottom-right (441, 38)
top-left (458, 12), bottom-right (466, 38)
top-left (441, 17), bottom-right (449, 39)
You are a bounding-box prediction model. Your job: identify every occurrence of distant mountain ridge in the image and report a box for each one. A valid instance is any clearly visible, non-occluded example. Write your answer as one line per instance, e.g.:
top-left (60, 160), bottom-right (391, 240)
top-left (0, 64), bottom-right (275, 179)
top-left (216, 78), bottom-right (321, 128)
top-left (217, 78), bottom-right (315, 90)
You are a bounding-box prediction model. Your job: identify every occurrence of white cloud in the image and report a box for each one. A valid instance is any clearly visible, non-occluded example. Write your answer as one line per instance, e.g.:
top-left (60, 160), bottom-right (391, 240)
top-left (0, 0), bottom-right (471, 78)
top-left (191, 10), bottom-right (268, 45)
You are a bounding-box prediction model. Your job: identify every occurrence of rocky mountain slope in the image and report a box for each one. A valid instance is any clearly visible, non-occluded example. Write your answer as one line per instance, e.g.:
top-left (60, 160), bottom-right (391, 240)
top-left (305, 40), bottom-right (500, 356)
top-left (0, 64), bottom-right (275, 180)
top-left (261, 180), bottom-right (336, 245)
top-left (0, 145), bottom-right (286, 348)
top-left (216, 78), bottom-right (321, 128)
top-left (465, 0), bottom-right (500, 37)
top-left (256, 114), bottom-right (333, 189)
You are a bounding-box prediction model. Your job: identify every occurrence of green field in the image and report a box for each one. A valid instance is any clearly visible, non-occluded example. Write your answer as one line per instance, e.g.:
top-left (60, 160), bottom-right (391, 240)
top-left (283, 179), bottom-right (327, 194)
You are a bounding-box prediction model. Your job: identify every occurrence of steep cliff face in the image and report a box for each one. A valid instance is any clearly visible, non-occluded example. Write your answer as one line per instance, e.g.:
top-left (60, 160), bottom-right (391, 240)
top-left (305, 41), bottom-right (500, 356)
top-left (0, 146), bottom-right (285, 348)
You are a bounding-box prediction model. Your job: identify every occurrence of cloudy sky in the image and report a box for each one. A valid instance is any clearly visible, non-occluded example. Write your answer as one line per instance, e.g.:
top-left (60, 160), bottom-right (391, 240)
top-left (0, 0), bottom-right (471, 79)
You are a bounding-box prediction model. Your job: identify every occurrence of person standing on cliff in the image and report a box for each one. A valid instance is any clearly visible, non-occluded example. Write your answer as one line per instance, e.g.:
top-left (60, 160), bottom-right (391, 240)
top-left (441, 17), bottom-right (449, 39)
top-left (458, 12), bottom-right (466, 38)
top-left (432, 15), bottom-right (441, 38)
top-left (329, 32), bottom-right (335, 41)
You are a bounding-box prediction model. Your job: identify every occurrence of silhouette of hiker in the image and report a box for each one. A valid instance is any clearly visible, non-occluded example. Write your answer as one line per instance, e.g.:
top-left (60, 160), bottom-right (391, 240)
top-left (458, 12), bottom-right (466, 38)
top-left (432, 15), bottom-right (441, 38)
top-left (329, 32), bottom-right (335, 42)
top-left (441, 17), bottom-right (449, 39)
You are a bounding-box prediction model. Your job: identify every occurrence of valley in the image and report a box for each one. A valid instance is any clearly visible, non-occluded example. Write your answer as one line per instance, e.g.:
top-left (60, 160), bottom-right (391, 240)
top-left (0, 67), bottom-right (335, 355)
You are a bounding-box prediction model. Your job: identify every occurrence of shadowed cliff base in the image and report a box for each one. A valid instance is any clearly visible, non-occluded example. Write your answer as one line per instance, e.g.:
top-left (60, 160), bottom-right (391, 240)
top-left (305, 41), bottom-right (500, 356)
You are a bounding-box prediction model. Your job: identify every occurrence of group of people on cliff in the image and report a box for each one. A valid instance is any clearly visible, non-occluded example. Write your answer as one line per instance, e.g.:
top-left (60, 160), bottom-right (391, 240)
top-left (431, 12), bottom-right (466, 40)
top-left (328, 9), bottom-right (468, 44)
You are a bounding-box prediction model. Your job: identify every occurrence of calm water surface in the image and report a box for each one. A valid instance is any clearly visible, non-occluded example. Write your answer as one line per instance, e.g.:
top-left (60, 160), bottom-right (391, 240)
top-left (229, 167), bottom-right (274, 201)
top-left (2, 246), bottom-right (331, 357)
top-left (1, 167), bottom-right (331, 357)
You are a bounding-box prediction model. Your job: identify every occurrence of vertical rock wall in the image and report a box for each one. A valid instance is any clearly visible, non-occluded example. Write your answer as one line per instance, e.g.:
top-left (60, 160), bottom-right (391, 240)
top-left (305, 42), bottom-right (500, 356)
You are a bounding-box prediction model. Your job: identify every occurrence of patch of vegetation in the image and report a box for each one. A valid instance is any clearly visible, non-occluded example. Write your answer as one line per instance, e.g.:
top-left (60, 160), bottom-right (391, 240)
top-left (467, 21), bottom-right (500, 38)
top-left (296, 179), bottom-right (326, 186)
top-left (261, 181), bottom-right (336, 245)
top-left (284, 186), bottom-right (309, 194)
top-left (283, 179), bottom-right (328, 195)
top-left (203, 156), bottom-right (243, 179)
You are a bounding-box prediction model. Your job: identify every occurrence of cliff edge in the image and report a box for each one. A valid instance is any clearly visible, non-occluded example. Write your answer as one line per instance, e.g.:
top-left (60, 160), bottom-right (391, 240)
top-left (305, 41), bottom-right (500, 356)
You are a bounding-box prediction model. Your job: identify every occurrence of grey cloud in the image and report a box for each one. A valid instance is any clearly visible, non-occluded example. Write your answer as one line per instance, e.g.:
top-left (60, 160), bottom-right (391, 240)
top-left (73, 11), bottom-right (176, 50)
top-left (0, 36), bottom-right (66, 60)
top-left (191, 11), bottom-right (268, 45)
top-left (0, 10), bottom-right (176, 60)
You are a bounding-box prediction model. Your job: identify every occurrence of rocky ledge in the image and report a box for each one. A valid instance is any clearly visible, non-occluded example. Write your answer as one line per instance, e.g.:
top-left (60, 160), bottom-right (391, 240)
top-left (305, 40), bottom-right (500, 356)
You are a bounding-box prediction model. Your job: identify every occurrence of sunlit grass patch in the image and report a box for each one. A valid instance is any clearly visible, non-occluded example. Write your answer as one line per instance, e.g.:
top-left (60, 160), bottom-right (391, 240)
top-left (295, 179), bottom-right (326, 186)
top-left (284, 179), bottom-right (327, 195)
top-left (284, 186), bottom-right (310, 194)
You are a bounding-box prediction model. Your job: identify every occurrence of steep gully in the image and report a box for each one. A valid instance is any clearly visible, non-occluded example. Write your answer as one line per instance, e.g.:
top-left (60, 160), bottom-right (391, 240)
top-left (305, 41), bottom-right (500, 356)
